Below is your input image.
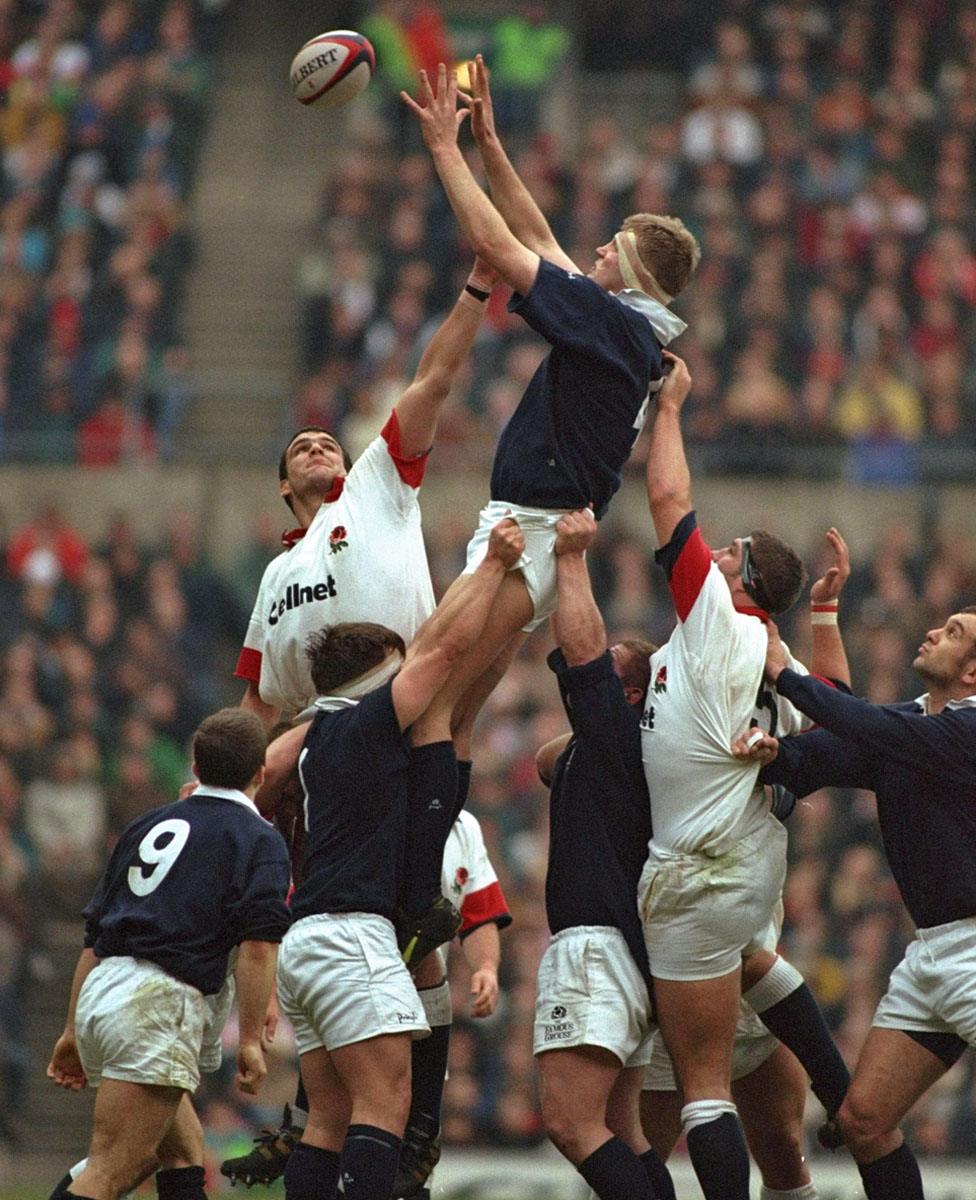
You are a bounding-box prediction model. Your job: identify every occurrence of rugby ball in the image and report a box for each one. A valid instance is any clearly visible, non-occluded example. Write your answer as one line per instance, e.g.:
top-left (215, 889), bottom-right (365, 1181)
top-left (289, 30), bottom-right (375, 109)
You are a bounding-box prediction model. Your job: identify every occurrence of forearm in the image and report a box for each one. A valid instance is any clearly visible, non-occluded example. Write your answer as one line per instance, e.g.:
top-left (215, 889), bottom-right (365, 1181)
top-left (646, 402), bottom-right (693, 545)
top-left (430, 144), bottom-right (522, 269)
top-left (553, 554), bottom-right (605, 665)
top-left (461, 921), bottom-right (500, 975)
top-left (62, 947), bottom-right (98, 1034)
top-left (234, 940), bottom-right (279, 1043)
top-left (810, 623), bottom-right (851, 689)
top-left (479, 135), bottom-right (560, 256)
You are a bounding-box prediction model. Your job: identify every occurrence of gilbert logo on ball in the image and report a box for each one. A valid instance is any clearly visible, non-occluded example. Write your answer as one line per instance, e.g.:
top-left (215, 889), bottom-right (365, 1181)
top-left (290, 30), bottom-right (375, 109)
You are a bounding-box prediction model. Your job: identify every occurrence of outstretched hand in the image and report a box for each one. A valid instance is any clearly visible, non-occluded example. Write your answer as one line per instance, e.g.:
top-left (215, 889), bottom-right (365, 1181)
top-left (400, 63), bottom-right (470, 155)
top-left (468, 54), bottom-right (498, 146)
top-left (764, 619), bottom-right (789, 684)
top-left (810, 527), bottom-right (850, 605)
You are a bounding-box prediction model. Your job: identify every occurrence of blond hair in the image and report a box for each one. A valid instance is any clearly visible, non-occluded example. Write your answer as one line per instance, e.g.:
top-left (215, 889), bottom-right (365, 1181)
top-left (622, 214), bottom-right (701, 299)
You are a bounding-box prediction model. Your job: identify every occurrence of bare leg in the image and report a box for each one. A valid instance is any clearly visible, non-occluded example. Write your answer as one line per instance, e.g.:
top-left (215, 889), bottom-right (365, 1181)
top-left (605, 1066), bottom-right (652, 1156)
top-left (71, 1080), bottom-right (183, 1200)
top-left (537, 1045), bottom-right (623, 1165)
top-left (296, 1047), bottom-right (352, 1152)
top-left (734, 1045), bottom-right (810, 1191)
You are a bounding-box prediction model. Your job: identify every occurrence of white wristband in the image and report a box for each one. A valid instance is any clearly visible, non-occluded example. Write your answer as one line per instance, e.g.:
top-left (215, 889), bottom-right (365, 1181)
top-left (810, 604), bottom-right (839, 626)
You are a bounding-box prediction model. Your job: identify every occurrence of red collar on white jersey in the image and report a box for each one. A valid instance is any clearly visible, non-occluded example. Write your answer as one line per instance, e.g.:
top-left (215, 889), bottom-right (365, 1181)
top-left (281, 476), bottom-right (346, 548)
top-left (733, 603), bottom-right (770, 622)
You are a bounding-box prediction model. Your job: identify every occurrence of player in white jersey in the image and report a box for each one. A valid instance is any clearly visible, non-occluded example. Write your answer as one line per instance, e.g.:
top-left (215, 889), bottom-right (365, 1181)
top-left (235, 254), bottom-right (500, 728)
top-left (636, 354), bottom-right (849, 1200)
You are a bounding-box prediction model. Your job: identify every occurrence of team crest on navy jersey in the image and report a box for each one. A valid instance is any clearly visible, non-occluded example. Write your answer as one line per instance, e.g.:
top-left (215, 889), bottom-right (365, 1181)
top-left (328, 525), bottom-right (349, 554)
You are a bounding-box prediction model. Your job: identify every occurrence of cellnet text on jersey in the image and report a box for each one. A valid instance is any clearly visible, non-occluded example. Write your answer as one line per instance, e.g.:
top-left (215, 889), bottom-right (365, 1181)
top-left (268, 577), bottom-right (338, 626)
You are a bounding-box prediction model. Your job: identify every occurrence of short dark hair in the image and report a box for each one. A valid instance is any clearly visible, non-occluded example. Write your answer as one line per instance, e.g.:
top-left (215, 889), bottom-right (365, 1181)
top-left (192, 708), bottom-right (267, 790)
top-left (617, 638), bottom-right (658, 697)
top-left (278, 427), bottom-right (353, 514)
top-left (306, 622), bottom-right (406, 695)
top-left (748, 530), bottom-right (807, 615)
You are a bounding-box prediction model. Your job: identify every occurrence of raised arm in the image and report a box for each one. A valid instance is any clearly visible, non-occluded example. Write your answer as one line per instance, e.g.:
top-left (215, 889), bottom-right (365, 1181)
top-left (401, 64), bottom-right (540, 296)
top-left (645, 352), bottom-right (694, 546)
top-left (551, 509), bottom-right (604, 666)
top-left (241, 680), bottom-right (281, 732)
top-left (807, 527), bottom-right (852, 688)
top-left (394, 255), bottom-right (499, 457)
top-left (392, 518), bottom-right (525, 729)
top-left (468, 55), bottom-right (579, 273)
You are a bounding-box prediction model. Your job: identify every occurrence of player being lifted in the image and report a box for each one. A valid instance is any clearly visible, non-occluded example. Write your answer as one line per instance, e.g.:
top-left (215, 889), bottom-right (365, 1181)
top-left (401, 57), bottom-right (698, 753)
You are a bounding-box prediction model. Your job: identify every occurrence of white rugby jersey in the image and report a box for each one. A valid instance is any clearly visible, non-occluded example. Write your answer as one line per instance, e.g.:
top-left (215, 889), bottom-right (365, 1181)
top-left (236, 416), bottom-right (435, 715)
top-left (441, 810), bottom-right (512, 939)
top-left (642, 514), bottom-right (812, 856)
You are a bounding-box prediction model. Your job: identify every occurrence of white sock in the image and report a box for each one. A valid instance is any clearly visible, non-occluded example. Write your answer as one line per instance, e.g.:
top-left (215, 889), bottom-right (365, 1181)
top-left (418, 978), bottom-right (452, 1026)
top-left (760, 1184), bottom-right (818, 1199)
top-left (680, 1098), bottom-right (738, 1133)
top-left (743, 956), bottom-right (804, 1013)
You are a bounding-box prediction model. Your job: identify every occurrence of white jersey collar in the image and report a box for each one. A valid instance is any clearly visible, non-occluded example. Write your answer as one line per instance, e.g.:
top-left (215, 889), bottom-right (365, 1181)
top-left (614, 289), bottom-right (688, 345)
top-left (313, 695), bottom-right (361, 713)
top-left (193, 785), bottom-right (263, 818)
top-left (913, 692), bottom-right (976, 714)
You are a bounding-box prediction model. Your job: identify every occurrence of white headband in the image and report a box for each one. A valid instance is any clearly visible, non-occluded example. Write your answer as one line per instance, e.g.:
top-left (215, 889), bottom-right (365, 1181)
top-left (614, 230), bottom-right (673, 305)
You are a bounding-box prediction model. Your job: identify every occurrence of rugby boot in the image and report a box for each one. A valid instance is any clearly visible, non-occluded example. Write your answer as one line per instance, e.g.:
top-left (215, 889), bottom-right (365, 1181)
top-left (817, 1115), bottom-right (845, 1150)
top-left (219, 1103), bottom-right (302, 1187)
top-left (392, 1127), bottom-right (441, 1199)
top-left (396, 897), bottom-right (461, 970)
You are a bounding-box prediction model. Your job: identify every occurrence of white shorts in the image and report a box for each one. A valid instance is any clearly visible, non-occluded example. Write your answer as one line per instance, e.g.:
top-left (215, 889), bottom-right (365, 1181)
top-left (533, 926), bottom-right (655, 1068)
top-left (638, 816), bottom-right (787, 981)
top-left (199, 972), bottom-right (236, 1073)
top-left (462, 499), bottom-right (570, 632)
top-left (276, 913), bottom-right (429, 1055)
top-left (75, 957), bottom-right (208, 1091)
top-left (644, 1004), bottom-right (776, 1089)
top-left (873, 917), bottom-right (976, 1044)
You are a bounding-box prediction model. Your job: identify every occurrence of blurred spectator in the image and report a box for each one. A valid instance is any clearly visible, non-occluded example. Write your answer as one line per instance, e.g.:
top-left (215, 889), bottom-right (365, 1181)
top-left (7, 503), bottom-right (88, 585)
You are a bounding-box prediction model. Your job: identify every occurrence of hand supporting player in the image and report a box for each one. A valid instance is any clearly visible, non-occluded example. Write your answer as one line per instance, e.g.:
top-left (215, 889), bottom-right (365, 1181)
top-left (554, 508), bottom-right (597, 557)
top-left (763, 619), bottom-right (789, 685)
top-left (486, 517), bottom-right (525, 570)
top-left (657, 351), bottom-right (692, 413)
top-left (47, 1032), bottom-right (87, 1091)
top-left (731, 729), bottom-right (780, 765)
top-left (810, 527), bottom-right (850, 605)
top-left (400, 63), bottom-right (470, 155)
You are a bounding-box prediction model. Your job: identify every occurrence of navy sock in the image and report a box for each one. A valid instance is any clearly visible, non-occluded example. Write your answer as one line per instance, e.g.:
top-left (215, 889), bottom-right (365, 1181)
top-left (577, 1136), bottom-right (656, 1200)
top-left (641, 1147), bottom-right (677, 1200)
top-left (48, 1174), bottom-right (73, 1200)
top-left (858, 1142), bottom-right (925, 1200)
top-left (156, 1166), bottom-right (206, 1199)
top-left (686, 1113), bottom-right (751, 1200)
top-left (402, 742), bottom-right (457, 915)
top-left (407, 1021), bottom-right (450, 1139)
top-left (283, 1141), bottom-right (340, 1200)
top-left (340, 1124), bottom-right (401, 1200)
top-left (756, 983), bottom-right (850, 1114)
top-left (453, 758), bottom-right (473, 820)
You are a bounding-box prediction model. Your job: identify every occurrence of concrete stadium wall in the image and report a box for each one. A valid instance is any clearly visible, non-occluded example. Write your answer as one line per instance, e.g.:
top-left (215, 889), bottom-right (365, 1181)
top-left (2, 465), bottom-right (974, 573)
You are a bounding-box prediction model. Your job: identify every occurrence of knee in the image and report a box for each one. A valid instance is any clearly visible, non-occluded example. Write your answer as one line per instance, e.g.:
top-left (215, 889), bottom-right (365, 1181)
top-left (541, 1095), bottom-right (589, 1164)
top-left (837, 1092), bottom-right (894, 1156)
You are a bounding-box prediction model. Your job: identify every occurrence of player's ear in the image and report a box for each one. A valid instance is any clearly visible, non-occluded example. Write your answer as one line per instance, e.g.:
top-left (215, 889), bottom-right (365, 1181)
top-left (961, 656), bottom-right (976, 689)
top-left (251, 763), bottom-right (266, 793)
top-left (624, 685), bottom-right (644, 708)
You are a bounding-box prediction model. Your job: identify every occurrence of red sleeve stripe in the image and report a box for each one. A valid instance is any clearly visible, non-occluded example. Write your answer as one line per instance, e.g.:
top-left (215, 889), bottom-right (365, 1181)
top-left (669, 527), bottom-right (713, 622)
top-left (381, 410), bottom-right (428, 488)
top-left (810, 673), bottom-right (838, 689)
top-left (459, 881), bottom-right (510, 934)
top-left (234, 646), bottom-right (262, 683)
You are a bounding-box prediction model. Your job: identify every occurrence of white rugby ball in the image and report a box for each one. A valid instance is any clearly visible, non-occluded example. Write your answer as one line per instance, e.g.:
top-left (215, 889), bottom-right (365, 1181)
top-left (289, 30), bottom-right (375, 109)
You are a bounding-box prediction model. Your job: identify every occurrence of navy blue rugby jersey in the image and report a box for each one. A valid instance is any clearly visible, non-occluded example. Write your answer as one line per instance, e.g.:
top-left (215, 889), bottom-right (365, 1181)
top-left (491, 260), bottom-right (663, 519)
top-left (291, 681), bottom-right (411, 922)
top-left (84, 789), bottom-right (291, 995)
top-left (762, 674), bottom-right (976, 930)
top-left (546, 648), bottom-right (653, 986)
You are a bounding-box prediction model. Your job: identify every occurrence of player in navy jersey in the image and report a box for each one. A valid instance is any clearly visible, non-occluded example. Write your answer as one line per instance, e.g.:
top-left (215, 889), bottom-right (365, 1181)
top-left (401, 59), bottom-right (699, 767)
top-left (264, 519), bottom-right (523, 1200)
top-left (638, 354), bottom-right (850, 1200)
top-left (531, 509), bottom-right (674, 1200)
top-left (734, 607), bottom-right (976, 1200)
top-left (45, 708), bottom-right (290, 1200)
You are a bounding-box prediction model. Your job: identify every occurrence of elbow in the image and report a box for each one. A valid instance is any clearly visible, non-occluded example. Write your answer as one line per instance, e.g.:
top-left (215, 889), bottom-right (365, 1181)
top-left (648, 482), bottom-right (687, 512)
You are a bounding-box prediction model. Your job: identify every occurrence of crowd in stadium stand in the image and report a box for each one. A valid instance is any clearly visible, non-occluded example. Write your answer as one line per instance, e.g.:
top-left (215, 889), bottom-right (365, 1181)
top-left (295, 0), bottom-right (976, 483)
top-left (3, 500), bottom-right (976, 1163)
top-left (0, 0), bottom-right (221, 464)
